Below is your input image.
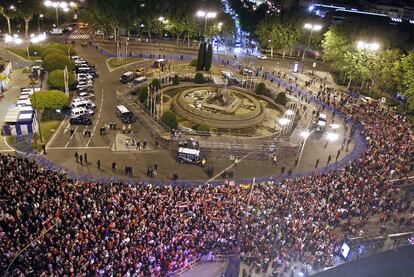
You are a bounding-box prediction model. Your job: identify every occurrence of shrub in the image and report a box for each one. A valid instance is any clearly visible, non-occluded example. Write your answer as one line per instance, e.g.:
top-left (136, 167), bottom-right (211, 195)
top-left (204, 43), bottom-right (213, 71)
top-left (28, 44), bottom-right (42, 56)
top-left (42, 42), bottom-right (77, 56)
top-left (43, 53), bottom-right (75, 72)
top-left (190, 58), bottom-right (198, 67)
top-left (161, 111), bottom-right (178, 130)
top-left (274, 92), bottom-right (287, 106)
top-left (47, 69), bottom-right (75, 90)
top-left (255, 82), bottom-right (267, 95)
top-left (151, 78), bottom-right (161, 90)
top-left (196, 42), bottom-right (205, 71)
top-left (138, 86), bottom-right (148, 103)
top-left (29, 90), bottom-right (68, 110)
top-left (41, 47), bottom-right (66, 60)
top-left (197, 124), bottom-right (210, 132)
top-left (194, 73), bottom-right (205, 84)
top-left (173, 74), bottom-right (179, 85)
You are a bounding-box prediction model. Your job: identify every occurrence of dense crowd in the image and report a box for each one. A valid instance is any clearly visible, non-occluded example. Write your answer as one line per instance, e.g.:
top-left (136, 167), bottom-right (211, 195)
top-left (1, 77), bottom-right (414, 276)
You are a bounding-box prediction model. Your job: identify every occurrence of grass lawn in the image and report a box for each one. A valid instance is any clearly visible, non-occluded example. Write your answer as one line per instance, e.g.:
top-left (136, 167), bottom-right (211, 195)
top-left (7, 48), bottom-right (41, 61)
top-left (32, 120), bottom-right (61, 151)
top-left (107, 57), bottom-right (144, 69)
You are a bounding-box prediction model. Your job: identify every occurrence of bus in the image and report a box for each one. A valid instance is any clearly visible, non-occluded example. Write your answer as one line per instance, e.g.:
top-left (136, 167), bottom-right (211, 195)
top-left (177, 147), bottom-right (202, 164)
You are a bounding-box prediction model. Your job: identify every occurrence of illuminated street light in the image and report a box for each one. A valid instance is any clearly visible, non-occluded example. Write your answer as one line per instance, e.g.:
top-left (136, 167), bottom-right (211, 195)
top-left (44, 1), bottom-right (72, 26)
top-left (357, 41), bottom-right (380, 51)
top-left (326, 132), bottom-right (339, 141)
top-left (158, 16), bottom-right (165, 21)
top-left (300, 130), bottom-right (310, 138)
top-left (196, 10), bottom-right (217, 37)
top-left (286, 109), bottom-right (295, 116)
top-left (278, 118), bottom-right (291, 125)
top-left (302, 23), bottom-right (323, 62)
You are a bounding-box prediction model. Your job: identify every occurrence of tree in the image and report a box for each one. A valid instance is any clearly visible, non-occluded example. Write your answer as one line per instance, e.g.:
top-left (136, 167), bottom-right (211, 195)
top-left (392, 51), bottom-right (414, 111)
top-left (151, 78), bottom-right (161, 90)
top-left (197, 42), bottom-right (205, 71)
top-left (43, 53), bottom-right (75, 72)
top-left (194, 73), bottom-right (205, 84)
top-left (138, 86), bottom-right (148, 103)
top-left (321, 25), bottom-right (352, 69)
top-left (255, 83), bottom-right (267, 95)
top-left (16, 0), bottom-right (39, 38)
top-left (29, 90), bottom-right (68, 110)
top-left (0, 1), bottom-right (18, 34)
top-left (161, 111), bottom-right (178, 130)
top-left (274, 92), bottom-right (287, 106)
top-left (47, 70), bottom-right (75, 90)
top-left (255, 17), bottom-right (298, 56)
top-left (173, 75), bottom-right (179, 85)
top-left (205, 44), bottom-right (213, 71)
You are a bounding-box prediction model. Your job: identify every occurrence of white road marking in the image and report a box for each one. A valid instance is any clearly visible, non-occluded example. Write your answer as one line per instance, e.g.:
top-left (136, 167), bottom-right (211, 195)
top-left (64, 126), bottom-right (78, 148)
top-left (3, 137), bottom-right (15, 151)
top-left (46, 115), bottom-right (67, 149)
top-left (47, 146), bottom-right (110, 150)
top-left (86, 79), bottom-right (104, 147)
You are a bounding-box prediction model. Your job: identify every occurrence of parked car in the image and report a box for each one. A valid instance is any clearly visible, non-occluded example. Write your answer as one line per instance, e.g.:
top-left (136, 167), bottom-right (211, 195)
top-left (70, 116), bottom-right (92, 125)
top-left (77, 92), bottom-right (95, 100)
top-left (257, 54), bottom-right (268, 60)
top-left (361, 96), bottom-right (377, 105)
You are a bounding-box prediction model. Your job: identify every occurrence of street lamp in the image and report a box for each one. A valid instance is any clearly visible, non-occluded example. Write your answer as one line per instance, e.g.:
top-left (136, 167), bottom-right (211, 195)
top-left (196, 10), bottom-right (217, 37)
top-left (302, 23), bottom-right (322, 62)
top-left (38, 14), bottom-right (44, 33)
top-left (44, 1), bottom-right (70, 26)
top-left (296, 129), bottom-right (314, 168)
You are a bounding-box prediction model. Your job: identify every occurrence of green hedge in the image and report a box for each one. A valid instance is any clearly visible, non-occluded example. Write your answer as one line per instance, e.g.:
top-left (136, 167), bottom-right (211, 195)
top-left (47, 69), bottom-right (75, 90)
top-left (161, 111), bottom-right (178, 130)
top-left (29, 90), bottom-right (68, 110)
top-left (43, 53), bottom-right (75, 72)
top-left (274, 92), bottom-right (287, 106)
top-left (41, 47), bottom-right (66, 60)
top-left (194, 72), bottom-right (205, 84)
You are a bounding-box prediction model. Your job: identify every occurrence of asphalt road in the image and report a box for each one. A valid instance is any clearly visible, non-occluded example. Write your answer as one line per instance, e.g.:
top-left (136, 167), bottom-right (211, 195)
top-left (43, 42), bottom-right (353, 181)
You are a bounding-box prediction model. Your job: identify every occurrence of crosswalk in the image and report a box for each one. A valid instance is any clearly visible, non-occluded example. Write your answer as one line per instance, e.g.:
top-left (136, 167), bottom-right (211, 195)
top-left (58, 30), bottom-right (93, 40)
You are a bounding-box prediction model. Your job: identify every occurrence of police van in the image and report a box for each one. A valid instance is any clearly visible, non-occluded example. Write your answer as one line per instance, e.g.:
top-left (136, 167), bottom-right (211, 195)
top-left (177, 147), bottom-right (202, 164)
top-left (116, 105), bottom-right (135, 123)
top-left (315, 113), bottom-right (327, 132)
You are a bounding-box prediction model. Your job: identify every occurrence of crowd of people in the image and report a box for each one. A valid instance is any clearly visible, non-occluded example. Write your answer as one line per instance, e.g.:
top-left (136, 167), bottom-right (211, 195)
top-left (1, 73), bottom-right (414, 276)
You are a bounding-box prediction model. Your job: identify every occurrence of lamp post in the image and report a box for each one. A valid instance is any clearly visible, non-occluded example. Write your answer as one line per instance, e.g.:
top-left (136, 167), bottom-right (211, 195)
top-left (44, 1), bottom-right (70, 27)
top-left (302, 23), bottom-right (322, 62)
top-left (296, 129), bottom-right (314, 169)
top-left (37, 14), bottom-right (44, 33)
top-left (196, 10), bottom-right (217, 39)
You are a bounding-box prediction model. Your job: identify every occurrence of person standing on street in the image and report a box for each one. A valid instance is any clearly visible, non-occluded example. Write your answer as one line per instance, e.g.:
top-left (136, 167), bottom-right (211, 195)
top-left (84, 153), bottom-right (88, 164)
top-left (75, 152), bottom-right (79, 163)
top-left (79, 154), bottom-right (83, 165)
top-left (97, 160), bottom-right (101, 170)
top-left (112, 161), bottom-right (117, 172)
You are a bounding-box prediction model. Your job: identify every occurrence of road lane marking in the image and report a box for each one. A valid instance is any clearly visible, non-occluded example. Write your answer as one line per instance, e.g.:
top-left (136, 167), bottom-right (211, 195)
top-left (47, 146), bottom-right (110, 150)
top-left (86, 80), bottom-right (104, 147)
top-left (46, 115), bottom-right (67, 149)
top-left (64, 126), bottom-right (78, 148)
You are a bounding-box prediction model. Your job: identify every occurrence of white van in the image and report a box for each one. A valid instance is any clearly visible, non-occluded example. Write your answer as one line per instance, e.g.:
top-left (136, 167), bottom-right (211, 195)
top-left (120, 71), bottom-right (135, 83)
top-left (71, 100), bottom-right (96, 110)
top-left (71, 107), bottom-right (93, 118)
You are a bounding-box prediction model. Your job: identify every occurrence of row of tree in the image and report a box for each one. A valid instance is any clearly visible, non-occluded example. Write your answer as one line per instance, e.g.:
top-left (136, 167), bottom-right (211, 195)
top-left (0, 0), bottom-right (39, 37)
top-left (81, 0), bottom-right (235, 43)
top-left (321, 22), bottom-right (414, 111)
